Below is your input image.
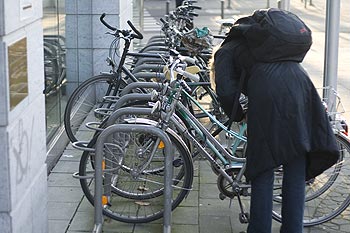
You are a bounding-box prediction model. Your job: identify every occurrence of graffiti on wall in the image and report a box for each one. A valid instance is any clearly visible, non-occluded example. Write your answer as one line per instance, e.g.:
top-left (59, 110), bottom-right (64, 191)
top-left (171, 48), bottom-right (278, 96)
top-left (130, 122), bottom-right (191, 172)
top-left (10, 116), bottom-right (35, 184)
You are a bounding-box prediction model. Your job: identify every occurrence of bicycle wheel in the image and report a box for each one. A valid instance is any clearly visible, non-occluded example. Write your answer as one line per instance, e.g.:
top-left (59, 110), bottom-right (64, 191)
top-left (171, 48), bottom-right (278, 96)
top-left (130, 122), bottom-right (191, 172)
top-left (272, 133), bottom-right (350, 227)
top-left (64, 74), bottom-right (125, 143)
top-left (79, 128), bottom-right (194, 223)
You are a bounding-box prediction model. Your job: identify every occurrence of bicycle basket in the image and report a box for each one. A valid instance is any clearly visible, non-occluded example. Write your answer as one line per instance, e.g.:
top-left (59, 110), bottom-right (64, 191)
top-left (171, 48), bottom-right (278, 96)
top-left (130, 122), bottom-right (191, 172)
top-left (181, 27), bottom-right (213, 53)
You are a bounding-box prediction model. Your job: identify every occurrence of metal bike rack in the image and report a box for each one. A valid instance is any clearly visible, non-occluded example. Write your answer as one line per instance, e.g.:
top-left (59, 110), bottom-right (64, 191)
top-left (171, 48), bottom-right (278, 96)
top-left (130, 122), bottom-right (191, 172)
top-left (92, 92), bottom-right (153, 119)
top-left (73, 89), bottom-right (176, 232)
top-left (104, 92), bottom-right (152, 105)
top-left (106, 106), bottom-right (154, 126)
top-left (92, 123), bottom-right (174, 233)
top-left (119, 81), bottom-right (163, 96)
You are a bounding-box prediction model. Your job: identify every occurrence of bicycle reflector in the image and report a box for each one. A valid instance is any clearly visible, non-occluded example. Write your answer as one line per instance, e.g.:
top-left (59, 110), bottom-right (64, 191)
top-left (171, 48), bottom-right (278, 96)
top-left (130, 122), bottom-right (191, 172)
top-left (341, 120), bottom-right (348, 136)
top-left (102, 195), bottom-right (108, 205)
top-left (158, 140), bottom-right (165, 149)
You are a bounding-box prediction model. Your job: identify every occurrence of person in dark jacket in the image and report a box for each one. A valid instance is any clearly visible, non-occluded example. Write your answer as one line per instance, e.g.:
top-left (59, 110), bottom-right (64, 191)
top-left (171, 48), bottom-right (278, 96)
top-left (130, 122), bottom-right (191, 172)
top-left (213, 17), bottom-right (339, 233)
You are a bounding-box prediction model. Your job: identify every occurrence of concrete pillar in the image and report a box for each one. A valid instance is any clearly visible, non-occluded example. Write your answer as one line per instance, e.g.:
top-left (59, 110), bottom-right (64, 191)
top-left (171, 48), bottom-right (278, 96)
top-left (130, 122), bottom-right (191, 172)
top-left (0, 0), bottom-right (48, 232)
top-left (65, 0), bottom-right (133, 95)
top-left (323, 0), bottom-right (340, 110)
top-left (278, 0), bottom-right (290, 11)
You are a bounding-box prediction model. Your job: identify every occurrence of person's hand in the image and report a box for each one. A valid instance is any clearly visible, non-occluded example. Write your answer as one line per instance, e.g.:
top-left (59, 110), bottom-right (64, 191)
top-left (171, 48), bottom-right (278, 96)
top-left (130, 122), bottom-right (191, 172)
top-left (240, 112), bottom-right (247, 123)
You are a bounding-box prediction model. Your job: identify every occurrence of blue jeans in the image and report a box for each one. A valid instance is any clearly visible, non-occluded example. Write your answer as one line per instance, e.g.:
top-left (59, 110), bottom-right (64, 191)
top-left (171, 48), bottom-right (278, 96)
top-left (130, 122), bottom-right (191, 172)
top-left (247, 156), bottom-right (306, 233)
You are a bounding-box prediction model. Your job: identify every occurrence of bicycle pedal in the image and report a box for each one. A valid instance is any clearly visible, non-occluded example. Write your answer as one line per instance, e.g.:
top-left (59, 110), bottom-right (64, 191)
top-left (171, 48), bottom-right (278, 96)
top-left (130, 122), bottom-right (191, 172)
top-left (239, 212), bottom-right (250, 224)
top-left (219, 193), bottom-right (226, 200)
top-left (173, 158), bottom-right (184, 167)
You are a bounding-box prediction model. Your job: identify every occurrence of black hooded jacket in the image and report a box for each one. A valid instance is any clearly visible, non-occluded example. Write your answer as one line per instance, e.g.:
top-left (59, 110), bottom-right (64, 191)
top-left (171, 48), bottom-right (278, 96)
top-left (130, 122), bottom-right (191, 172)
top-left (214, 39), bottom-right (339, 181)
top-left (214, 38), bottom-right (254, 121)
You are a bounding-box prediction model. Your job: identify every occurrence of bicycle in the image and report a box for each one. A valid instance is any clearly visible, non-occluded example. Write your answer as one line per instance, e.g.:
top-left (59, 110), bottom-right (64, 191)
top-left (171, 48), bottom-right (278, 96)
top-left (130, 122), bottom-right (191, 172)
top-left (73, 53), bottom-right (350, 226)
top-left (64, 13), bottom-right (223, 144)
top-left (63, 14), bottom-right (166, 143)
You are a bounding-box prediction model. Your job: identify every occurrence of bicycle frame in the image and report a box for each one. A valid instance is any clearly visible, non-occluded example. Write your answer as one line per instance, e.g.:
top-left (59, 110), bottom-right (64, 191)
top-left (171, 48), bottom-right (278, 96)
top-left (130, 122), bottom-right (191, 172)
top-left (160, 83), bottom-right (248, 184)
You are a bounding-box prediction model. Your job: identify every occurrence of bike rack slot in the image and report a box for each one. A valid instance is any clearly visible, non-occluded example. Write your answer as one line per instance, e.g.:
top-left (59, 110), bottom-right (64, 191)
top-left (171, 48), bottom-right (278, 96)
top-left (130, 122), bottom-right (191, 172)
top-left (85, 121), bottom-right (104, 131)
top-left (72, 171), bottom-right (95, 180)
top-left (72, 141), bottom-right (95, 152)
top-left (93, 123), bottom-right (174, 233)
top-left (119, 81), bottom-right (163, 96)
top-left (94, 107), bottom-right (113, 117)
top-left (103, 95), bottom-right (120, 102)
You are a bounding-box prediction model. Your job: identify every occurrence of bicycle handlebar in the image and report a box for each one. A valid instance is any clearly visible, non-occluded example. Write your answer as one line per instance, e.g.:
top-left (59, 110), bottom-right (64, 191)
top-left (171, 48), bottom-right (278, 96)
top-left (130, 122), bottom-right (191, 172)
top-left (179, 55), bottom-right (196, 65)
top-left (176, 68), bottom-right (200, 83)
top-left (127, 20), bottom-right (143, 40)
top-left (190, 5), bottom-right (202, 10)
top-left (100, 13), bottom-right (117, 31)
top-left (189, 12), bottom-right (199, 17)
top-left (160, 17), bottom-right (168, 27)
top-left (100, 13), bottom-right (143, 40)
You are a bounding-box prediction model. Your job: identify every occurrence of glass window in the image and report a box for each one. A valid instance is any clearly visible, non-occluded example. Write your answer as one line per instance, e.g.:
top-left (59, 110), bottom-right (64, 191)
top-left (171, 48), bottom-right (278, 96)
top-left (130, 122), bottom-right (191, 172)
top-left (43, 0), bottom-right (67, 141)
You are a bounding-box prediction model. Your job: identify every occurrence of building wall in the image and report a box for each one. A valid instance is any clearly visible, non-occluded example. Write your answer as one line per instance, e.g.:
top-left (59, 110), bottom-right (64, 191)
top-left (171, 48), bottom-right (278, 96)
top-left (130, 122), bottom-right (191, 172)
top-left (0, 0), bottom-right (48, 233)
top-left (0, 0), bottom-right (132, 232)
top-left (65, 0), bottom-right (133, 95)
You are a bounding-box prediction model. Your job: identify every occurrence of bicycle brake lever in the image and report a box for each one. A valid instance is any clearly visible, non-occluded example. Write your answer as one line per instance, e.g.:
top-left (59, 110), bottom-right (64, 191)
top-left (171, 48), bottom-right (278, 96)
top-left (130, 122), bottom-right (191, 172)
top-left (151, 101), bottom-right (161, 114)
top-left (150, 90), bottom-right (159, 101)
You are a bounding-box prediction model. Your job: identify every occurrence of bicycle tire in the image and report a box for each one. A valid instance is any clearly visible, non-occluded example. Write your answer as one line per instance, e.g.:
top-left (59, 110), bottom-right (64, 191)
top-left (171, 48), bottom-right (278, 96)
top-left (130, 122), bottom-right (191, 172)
top-left (272, 133), bottom-right (350, 227)
top-left (82, 111), bottom-right (192, 189)
top-left (64, 74), bottom-right (124, 143)
top-left (107, 126), bottom-right (190, 200)
top-left (79, 129), bottom-right (194, 223)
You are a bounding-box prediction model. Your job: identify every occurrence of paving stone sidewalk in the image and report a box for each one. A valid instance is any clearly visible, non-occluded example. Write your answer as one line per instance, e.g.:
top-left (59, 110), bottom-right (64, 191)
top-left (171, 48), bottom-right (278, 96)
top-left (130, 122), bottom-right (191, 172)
top-left (48, 0), bottom-right (350, 232)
